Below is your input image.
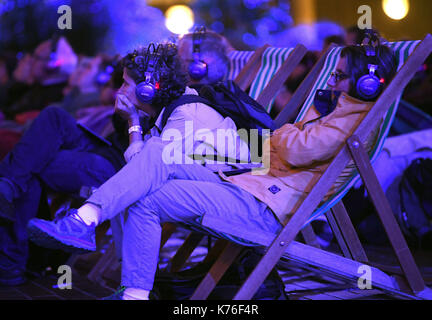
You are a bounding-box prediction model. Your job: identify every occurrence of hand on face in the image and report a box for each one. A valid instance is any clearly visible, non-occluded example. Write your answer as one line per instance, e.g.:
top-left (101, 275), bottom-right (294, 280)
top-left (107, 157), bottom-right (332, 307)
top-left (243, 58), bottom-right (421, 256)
top-left (115, 93), bottom-right (141, 120)
top-left (0, 60), bottom-right (9, 85)
top-left (117, 69), bottom-right (157, 119)
top-left (68, 56), bottom-right (102, 93)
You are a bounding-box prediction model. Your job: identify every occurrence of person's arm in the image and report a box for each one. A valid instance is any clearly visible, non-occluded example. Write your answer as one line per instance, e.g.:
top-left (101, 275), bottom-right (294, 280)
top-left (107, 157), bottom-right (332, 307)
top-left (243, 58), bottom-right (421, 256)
top-left (127, 113), bottom-right (143, 144)
top-left (271, 107), bottom-right (368, 168)
top-left (115, 94), bottom-right (145, 162)
top-left (159, 102), bottom-right (249, 165)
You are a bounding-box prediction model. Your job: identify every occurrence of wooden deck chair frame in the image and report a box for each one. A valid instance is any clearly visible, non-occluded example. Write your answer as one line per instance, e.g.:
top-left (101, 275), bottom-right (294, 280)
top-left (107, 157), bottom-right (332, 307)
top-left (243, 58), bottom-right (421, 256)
top-left (187, 34), bottom-right (432, 300)
top-left (85, 44), bottom-right (308, 284)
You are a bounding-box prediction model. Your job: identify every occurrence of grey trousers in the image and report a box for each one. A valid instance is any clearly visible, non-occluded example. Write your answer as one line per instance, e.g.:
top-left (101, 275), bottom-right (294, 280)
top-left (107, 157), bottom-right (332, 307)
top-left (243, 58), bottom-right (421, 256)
top-left (87, 137), bottom-right (281, 290)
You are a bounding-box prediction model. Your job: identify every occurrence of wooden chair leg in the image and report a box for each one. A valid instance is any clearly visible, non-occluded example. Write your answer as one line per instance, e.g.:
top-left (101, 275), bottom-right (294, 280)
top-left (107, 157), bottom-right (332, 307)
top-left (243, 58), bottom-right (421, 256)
top-left (168, 233), bottom-right (205, 273)
top-left (326, 210), bottom-right (354, 259)
top-left (160, 223), bottom-right (178, 248)
top-left (190, 242), bottom-right (243, 300)
top-left (301, 224), bottom-right (321, 249)
top-left (87, 241), bottom-right (117, 283)
top-left (347, 135), bottom-right (426, 294)
top-left (202, 239), bottom-right (229, 265)
top-left (328, 201), bottom-right (368, 263)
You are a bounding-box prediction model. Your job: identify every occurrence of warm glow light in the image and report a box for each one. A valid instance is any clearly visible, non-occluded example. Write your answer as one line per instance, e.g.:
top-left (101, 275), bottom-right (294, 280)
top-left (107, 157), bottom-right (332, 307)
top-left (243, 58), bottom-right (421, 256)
top-left (382, 0), bottom-right (409, 20)
top-left (165, 5), bottom-right (194, 35)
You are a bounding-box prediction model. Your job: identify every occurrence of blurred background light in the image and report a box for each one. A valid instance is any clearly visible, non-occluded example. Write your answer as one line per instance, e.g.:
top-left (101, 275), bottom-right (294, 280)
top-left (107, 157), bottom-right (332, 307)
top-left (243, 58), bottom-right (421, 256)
top-left (382, 0), bottom-right (410, 20)
top-left (165, 5), bottom-right (194, 35)
top-left (211, 21), bottom-right (225, 33)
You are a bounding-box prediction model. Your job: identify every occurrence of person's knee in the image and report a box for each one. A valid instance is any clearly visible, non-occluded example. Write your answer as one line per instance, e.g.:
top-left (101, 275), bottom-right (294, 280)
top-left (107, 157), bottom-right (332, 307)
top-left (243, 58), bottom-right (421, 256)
top-left (133, 137), bottom-right (166, 164)
top-left (128, 196), bottom-right (160, 222)
top-left (39, 105), bottom-right (65, 118)
top-left (38, 106), bottom-right (69, 125)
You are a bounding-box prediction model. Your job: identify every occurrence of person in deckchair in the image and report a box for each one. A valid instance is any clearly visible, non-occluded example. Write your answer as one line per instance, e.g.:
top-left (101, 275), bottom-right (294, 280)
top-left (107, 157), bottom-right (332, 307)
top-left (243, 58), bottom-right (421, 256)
top-left (27, 33), bottom-right (396, 300)
top-left (0, 56), bottom-right (121, 287)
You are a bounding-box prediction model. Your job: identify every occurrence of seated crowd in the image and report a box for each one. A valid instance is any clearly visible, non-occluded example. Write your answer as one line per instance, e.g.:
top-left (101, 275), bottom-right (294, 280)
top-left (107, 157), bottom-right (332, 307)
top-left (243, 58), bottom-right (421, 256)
top-left (0, 26), bottom-right (399, 299)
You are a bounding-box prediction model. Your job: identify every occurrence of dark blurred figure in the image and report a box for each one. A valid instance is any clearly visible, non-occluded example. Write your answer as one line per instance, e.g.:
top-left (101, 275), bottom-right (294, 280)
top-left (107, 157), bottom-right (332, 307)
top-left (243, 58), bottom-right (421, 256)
top-left (51, 54), bottom-right (120, 116)
top-left (345, 26), bottom-right (386, 46)
top-left (0, 52), bottom-right (18, 109)
top-left (272, 51), bottom-right (319, 119)
top-left (1, 36), bottom-right (77, 120)
top-left (0, 58), bottom-right (134, 287)
top-left (403, 54), bottom-right (432, 115)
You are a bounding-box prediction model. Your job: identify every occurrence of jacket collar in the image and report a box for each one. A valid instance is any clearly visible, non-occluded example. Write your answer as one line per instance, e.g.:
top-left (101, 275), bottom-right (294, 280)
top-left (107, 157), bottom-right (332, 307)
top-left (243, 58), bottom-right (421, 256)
top-left (154, 86), bottom-right (198, 131)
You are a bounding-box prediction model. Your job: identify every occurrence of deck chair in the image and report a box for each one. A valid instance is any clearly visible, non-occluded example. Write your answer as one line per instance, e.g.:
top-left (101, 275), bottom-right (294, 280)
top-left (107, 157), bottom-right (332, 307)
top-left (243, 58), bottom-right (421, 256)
top-left (85, 44), bottom-right (308, 284)
top-left (184, 35), bottom-right (432, 300)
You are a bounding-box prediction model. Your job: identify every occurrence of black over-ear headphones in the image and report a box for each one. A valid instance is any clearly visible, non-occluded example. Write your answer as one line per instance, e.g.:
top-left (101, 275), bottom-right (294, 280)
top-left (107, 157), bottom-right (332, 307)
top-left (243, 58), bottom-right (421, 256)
top-left (188, 26), bottom-right (208, 81)
top-left (135, 43), bottom-right (162, 104)
top-left (356, 30), bottom-right (383, 100)
top-left (96, 57), bottom-right (118, 86)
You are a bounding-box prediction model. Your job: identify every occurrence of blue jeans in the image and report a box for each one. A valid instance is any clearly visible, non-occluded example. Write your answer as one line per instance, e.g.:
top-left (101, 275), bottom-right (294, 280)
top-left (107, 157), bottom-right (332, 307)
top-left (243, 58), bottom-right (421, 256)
top-left (87, 138), bottom-right (282, 290)
top-left (0, 106), bottom-right (117, 271)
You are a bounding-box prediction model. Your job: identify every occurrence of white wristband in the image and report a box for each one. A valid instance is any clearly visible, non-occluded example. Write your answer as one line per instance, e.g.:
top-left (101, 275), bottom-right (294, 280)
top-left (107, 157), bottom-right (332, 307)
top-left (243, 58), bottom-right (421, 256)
top-left (128, 125), bottom-right (143, 135)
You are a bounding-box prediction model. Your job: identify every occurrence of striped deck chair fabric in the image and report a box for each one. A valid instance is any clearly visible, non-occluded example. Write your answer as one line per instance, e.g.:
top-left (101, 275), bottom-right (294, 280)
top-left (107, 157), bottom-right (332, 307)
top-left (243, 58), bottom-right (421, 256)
top-left (248, 47), bottom-right (294, 113)
top-left (227, 47), bottom-right (294, 112)
top-left (227, 50), bottom-right (255, 80)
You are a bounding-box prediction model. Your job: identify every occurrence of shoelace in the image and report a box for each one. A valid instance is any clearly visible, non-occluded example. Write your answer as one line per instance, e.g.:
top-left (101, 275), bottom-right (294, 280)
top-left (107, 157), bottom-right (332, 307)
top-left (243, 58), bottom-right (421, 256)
top-left (53, 208), bottom-right (88, 226)
top-left (114, 286), bottom-right (126, 298)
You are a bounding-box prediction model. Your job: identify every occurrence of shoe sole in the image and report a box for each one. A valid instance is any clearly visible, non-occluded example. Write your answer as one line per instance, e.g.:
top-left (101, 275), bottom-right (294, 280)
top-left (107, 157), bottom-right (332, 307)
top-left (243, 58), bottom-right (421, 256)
top-left (27, 221), bottom-right (95, 254)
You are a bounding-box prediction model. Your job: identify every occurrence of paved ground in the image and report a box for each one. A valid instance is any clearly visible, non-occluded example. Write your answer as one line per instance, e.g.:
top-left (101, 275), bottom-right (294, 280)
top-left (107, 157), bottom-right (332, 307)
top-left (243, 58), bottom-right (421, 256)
top-left (0, 227), bottom-right (431, 300)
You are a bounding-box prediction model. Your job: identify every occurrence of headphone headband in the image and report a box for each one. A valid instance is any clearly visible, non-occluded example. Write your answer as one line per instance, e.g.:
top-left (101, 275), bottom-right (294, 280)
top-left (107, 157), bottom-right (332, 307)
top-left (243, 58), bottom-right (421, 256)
top-left (189, 26), bottom-right (208, 81)
top-left (354, 30), bottom-right (383, 100)
top-left (192, 26), bottom-right (206, 52)
top-left (46, 34), bottom-right (61, 70)
top-left (134, 43), bottom-right (164, 103)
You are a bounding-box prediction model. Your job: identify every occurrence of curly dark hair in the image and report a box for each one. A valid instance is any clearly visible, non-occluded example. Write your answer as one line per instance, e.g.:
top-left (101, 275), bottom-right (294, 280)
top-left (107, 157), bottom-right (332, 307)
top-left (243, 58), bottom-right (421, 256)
top-left (121, 43), bottom-right (188, 111)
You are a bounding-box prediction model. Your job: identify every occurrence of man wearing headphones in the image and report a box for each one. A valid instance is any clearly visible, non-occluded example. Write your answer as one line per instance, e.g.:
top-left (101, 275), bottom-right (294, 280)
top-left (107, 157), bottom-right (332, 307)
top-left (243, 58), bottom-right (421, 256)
top-left (28, 33), bottom-right (396, 300)
top-left (2, 36), bottom-right (77, 120)
top-left (177, 27), bottom-right (233, 86)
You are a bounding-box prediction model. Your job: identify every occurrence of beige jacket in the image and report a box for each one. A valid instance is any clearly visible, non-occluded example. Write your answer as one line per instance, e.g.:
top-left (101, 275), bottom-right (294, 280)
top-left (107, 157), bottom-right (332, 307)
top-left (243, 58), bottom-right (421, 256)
top-left (222, 93), bottom-right (379, 224)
